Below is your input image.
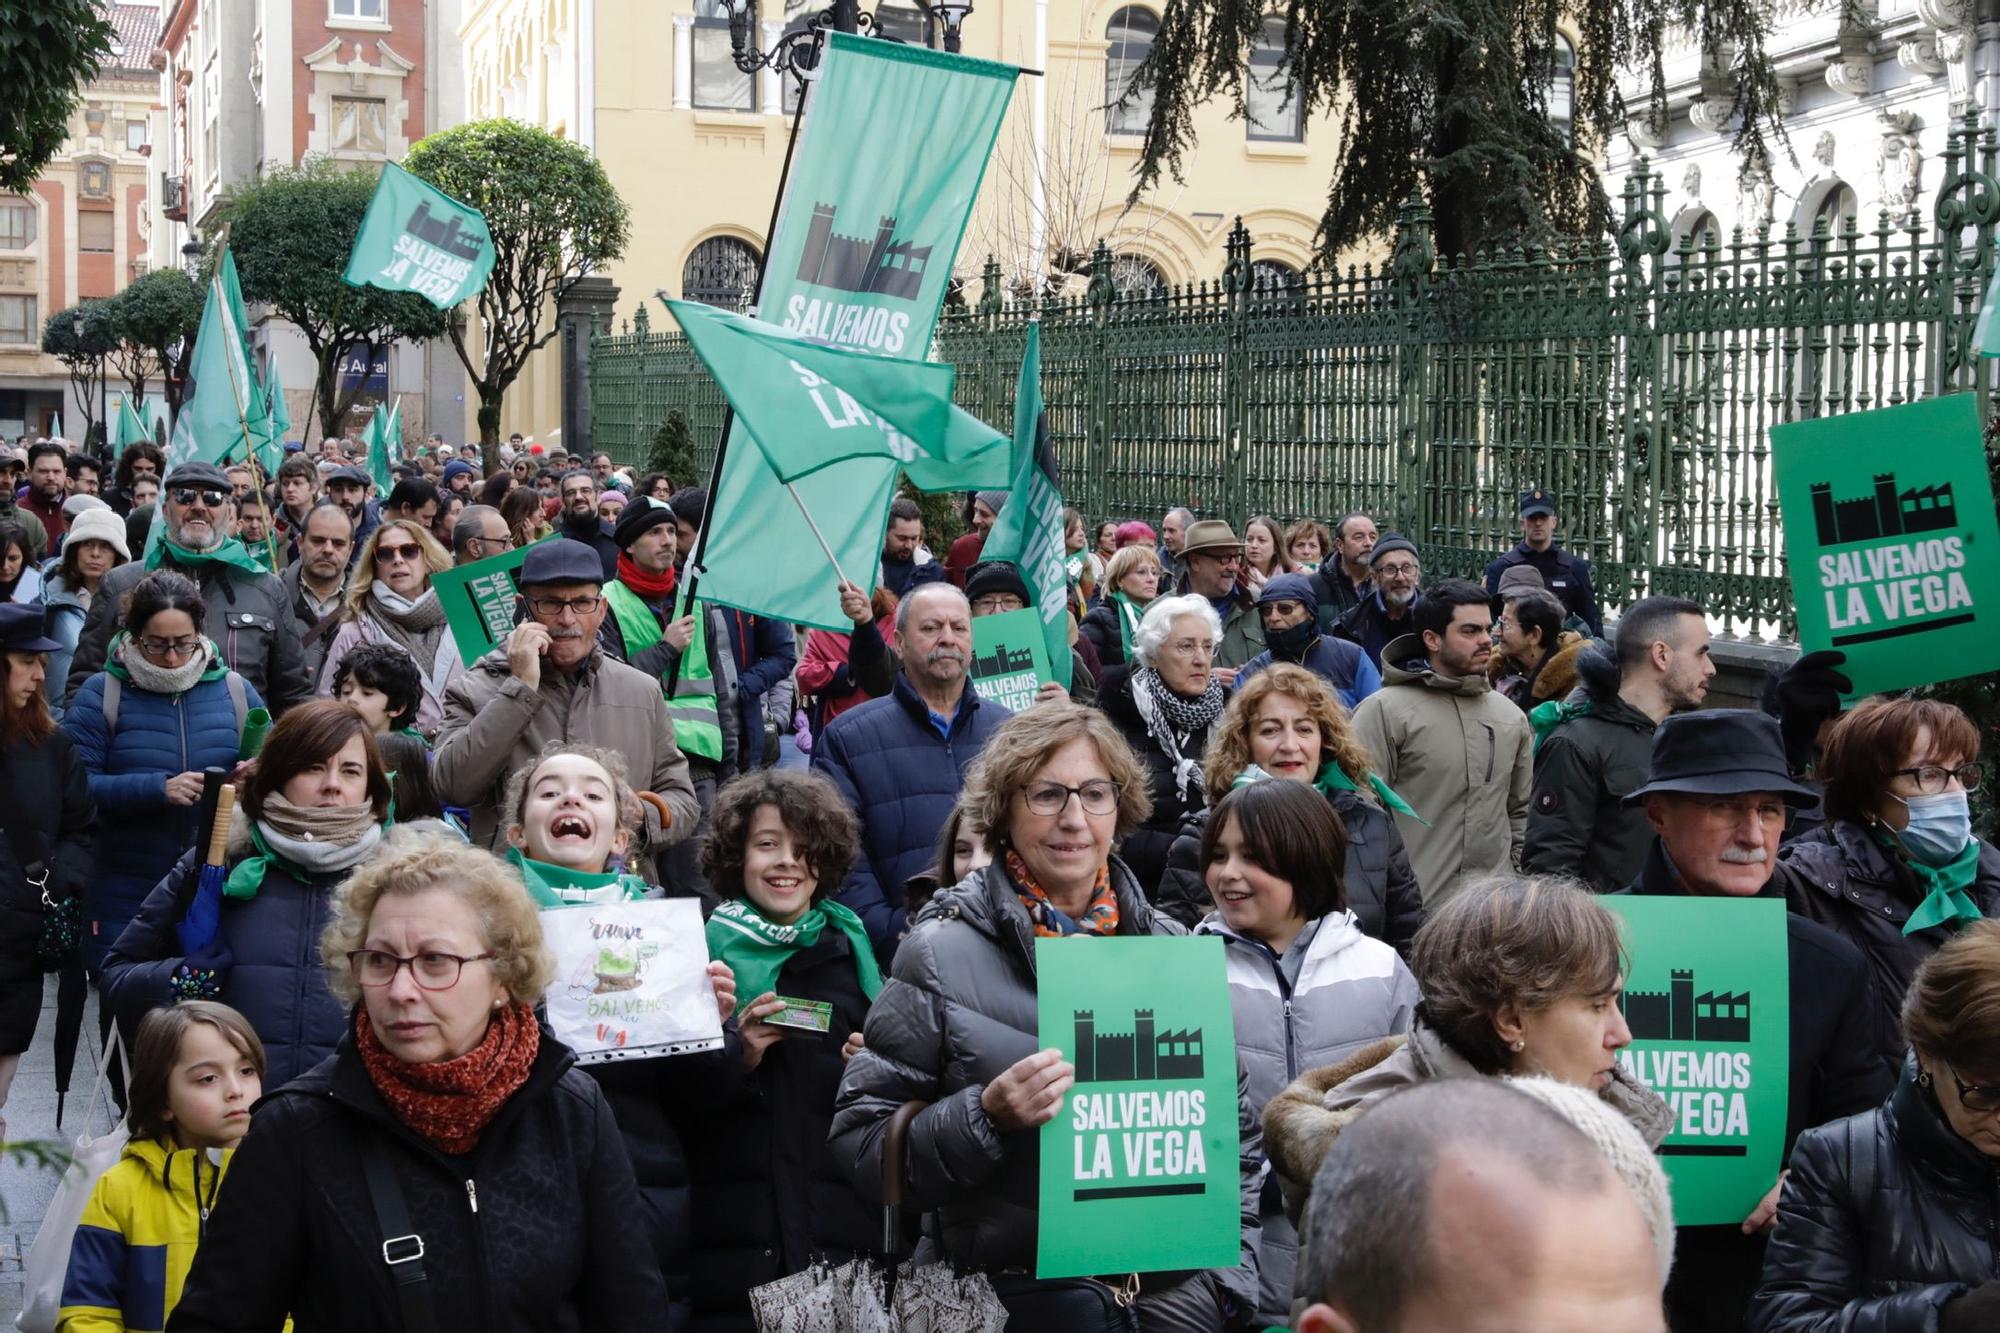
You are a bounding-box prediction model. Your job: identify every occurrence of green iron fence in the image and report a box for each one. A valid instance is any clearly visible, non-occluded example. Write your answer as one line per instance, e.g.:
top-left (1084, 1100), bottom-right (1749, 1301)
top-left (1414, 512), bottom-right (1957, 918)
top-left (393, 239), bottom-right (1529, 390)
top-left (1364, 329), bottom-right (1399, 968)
top-left (590, 111), bottom-right (2000, 638)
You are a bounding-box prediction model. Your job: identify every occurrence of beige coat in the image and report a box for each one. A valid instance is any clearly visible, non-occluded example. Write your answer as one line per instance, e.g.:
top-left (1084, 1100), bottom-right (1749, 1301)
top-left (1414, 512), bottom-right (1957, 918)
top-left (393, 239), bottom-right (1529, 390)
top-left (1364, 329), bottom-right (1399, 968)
top-left (1349, 632), bottom-right (1533, 906)
top-left (431, 644), bottom-right (699, 863)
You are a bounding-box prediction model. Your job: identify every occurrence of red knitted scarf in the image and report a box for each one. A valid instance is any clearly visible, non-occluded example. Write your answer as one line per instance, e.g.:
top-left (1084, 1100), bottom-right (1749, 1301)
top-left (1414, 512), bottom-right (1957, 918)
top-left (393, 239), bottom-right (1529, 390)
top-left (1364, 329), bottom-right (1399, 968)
top-left (616, 553), bottom-right (677, 601)
top-left (356, 1001), bottom-right (540, 1155)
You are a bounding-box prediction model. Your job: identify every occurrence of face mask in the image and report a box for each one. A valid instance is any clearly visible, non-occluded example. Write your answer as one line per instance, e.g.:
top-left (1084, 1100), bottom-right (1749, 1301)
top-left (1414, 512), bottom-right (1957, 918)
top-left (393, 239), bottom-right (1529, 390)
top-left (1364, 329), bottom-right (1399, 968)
top-left (1896, 790), bottom-right (1973, 867)
top-left (1266, 618), bottom-right (1316, 661)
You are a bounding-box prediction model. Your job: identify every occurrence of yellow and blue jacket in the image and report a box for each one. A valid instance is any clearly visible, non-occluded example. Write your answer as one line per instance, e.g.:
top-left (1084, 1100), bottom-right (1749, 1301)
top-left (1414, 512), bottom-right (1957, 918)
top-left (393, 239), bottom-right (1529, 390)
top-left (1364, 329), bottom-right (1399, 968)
top-left (57, 1135), bottom-right (231, 1333)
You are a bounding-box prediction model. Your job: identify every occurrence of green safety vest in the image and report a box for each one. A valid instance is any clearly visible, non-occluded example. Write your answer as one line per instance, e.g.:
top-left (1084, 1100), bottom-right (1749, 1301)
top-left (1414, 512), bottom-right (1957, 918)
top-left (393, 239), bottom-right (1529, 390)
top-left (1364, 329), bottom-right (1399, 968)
top-left (603, 578), bottom-right (724, 763)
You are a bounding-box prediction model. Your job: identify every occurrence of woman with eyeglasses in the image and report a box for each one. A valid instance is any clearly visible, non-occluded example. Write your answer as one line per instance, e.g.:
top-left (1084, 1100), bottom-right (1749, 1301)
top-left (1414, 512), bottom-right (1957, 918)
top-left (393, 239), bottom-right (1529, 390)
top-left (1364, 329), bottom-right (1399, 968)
top-left (1094, 594), bottom-right (1231, 895)
top-left (1752, 920), bottom-right (2000, 1332)
top-left (103, 700), bottom-right (394, 1088)
top-left (63, 571), bottom-right (264, 976)
top-left (166, 832), bottom-right (669, 1332)
top-left (832, 703), bottom-right (1264, 1329)
top-left (318, 519), bottom-right (463, 740)
top-left (1775, 698), bottom-right (1999, 1067)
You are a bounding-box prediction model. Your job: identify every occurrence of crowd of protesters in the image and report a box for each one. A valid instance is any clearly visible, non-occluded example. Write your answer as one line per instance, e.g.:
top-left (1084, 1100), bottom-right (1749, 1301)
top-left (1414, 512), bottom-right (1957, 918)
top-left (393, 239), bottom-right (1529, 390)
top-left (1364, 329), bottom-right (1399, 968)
top-left (0, 424), bottom-right (1995, 1333)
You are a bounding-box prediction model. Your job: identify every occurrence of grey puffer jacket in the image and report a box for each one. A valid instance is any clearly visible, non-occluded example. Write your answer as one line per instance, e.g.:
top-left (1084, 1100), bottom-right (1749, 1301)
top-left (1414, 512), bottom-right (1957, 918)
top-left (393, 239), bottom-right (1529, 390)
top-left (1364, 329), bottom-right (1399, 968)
top-left (829, 858), bottom-right (1264, 1312)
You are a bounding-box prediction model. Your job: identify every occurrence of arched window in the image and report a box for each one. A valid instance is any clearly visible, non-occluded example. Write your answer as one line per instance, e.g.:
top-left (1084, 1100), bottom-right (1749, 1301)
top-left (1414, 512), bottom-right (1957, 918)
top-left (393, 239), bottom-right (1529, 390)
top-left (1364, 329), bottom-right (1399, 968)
top-left (1105, 7), bottom-right (1157, 136)
top-left (683, 236), bottom-right (761, 310)
top-left (1251, 258), bottom-right (1300, 293)
top-left (1812, 182), bottom-right (1858, 240)
top-left (1549, 34), bottom-right (1575, 145)
top-left (1111, 253), bottom-right (1167, 300)
top-left (1246, 17), bottom-right (1301, 142)
top-left (692, 0), bottom-right (755, 111)
top-left (1668, 209), bottom-right (1718, 267)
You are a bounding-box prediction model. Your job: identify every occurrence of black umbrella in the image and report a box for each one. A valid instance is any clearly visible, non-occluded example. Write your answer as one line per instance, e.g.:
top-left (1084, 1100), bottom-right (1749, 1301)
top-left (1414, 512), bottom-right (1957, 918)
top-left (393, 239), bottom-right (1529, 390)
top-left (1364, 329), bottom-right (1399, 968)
top-left (51, 951), bottom-right (86, 1128)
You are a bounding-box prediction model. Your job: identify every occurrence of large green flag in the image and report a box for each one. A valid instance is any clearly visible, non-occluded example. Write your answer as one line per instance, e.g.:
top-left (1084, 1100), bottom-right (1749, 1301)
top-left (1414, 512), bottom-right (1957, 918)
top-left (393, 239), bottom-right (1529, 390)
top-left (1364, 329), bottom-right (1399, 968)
top-left (167, 247), bottom-right (266, 473)
top-left (696, 33), bottom-right (1019, 631)
top-left (980, 323), bottom-right (1071, 688)
top-left (113, 395), bottom-right (150, 454)
top-left (664, 298), bottom-right (1004, 483)
top-left (253, 359), bottom-right (289, 475)
top-left (342, 161), bottom-right (495, 309)
top-left (364, 399), bottom-right (400, 494)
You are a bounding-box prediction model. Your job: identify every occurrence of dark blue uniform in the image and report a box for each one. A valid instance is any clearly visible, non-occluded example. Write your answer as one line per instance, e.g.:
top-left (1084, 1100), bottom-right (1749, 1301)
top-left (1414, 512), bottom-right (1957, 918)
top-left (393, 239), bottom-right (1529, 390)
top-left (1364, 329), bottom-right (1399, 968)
top-left (1483, 540), bottom-right (1602, 638)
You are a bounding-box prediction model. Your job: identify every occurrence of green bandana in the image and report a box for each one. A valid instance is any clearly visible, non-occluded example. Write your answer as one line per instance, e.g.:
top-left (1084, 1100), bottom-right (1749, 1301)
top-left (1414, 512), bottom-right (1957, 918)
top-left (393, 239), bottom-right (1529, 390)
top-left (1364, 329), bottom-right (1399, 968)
top-left (1111, 591), bottom-right (1145, 658)
top-left (148, 535), bottom-right (270, 578)
top-left (506, 846), bottom-right (653, 908)
top-left (1887, 833), bottom-right (1987, 935)
top-left (223, 823), bottom-right (302, 900)
top-left (705, 896), bottom-right (882, 1017)
top-left (1314, 760), bottom-right (1426, 824)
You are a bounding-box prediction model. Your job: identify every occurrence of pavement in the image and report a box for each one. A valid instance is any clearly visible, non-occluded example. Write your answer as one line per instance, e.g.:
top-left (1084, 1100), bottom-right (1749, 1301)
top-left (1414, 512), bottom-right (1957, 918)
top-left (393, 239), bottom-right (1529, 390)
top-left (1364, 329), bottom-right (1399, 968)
top-left (0, 975), bottom-right (117, 1324)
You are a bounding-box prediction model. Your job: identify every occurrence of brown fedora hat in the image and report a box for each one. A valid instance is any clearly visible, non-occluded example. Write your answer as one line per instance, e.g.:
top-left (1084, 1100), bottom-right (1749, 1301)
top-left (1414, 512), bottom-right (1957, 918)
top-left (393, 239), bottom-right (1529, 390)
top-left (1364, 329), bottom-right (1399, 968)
top-left (1179, 519), bottom-right (1244, 560)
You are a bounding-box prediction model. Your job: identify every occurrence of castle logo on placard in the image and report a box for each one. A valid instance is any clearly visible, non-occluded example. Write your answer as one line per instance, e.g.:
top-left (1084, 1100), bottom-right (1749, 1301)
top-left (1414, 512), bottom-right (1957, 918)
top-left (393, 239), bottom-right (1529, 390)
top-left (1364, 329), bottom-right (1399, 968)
top-left (1068, 1007), bottom-right (1212, 1202)
top-left (1618, 966), bottom-right (1760, 1157)
top-left (1805, 468), bottom-right (1975, 647)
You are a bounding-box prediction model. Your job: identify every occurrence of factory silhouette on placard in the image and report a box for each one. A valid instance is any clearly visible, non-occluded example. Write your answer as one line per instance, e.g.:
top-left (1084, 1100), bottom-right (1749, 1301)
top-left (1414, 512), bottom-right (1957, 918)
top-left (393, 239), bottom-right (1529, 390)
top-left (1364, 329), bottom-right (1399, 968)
top-left (971, 644), bottom-right (1037, 679)
top-left (1074, 1009), bottom-right (1206, 1084)
top-left (1811, 473), bottom-right (1958, 546)
top-left (796, 203), bottom-right (931, 299)
top-left (1621, 969), bottom-right (1753, 1043)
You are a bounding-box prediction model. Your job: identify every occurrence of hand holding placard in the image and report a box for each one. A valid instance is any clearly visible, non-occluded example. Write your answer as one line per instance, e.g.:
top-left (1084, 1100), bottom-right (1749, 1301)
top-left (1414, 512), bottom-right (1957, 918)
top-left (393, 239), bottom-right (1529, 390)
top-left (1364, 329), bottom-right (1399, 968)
top-left (982, 1048), bottom-right (1074, 1131)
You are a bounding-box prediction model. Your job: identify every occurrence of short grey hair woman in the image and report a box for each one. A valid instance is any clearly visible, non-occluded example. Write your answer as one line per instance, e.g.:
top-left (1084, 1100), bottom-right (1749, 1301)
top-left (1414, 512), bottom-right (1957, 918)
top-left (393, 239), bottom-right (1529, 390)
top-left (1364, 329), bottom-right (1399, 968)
top-left (831, 703), bottom-right (1263, 1329)
top-left (1097, 594), bottom-right (1230, 894)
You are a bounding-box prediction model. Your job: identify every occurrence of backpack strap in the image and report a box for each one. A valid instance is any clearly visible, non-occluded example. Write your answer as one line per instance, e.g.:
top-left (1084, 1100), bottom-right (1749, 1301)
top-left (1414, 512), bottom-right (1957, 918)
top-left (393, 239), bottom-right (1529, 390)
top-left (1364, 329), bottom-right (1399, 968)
top-left (357, 1138), bottom-right (443, 1333)
top-left (225, 672), bottom-right (247, 736)
top-left (101, 675), bottom-right (121, 735)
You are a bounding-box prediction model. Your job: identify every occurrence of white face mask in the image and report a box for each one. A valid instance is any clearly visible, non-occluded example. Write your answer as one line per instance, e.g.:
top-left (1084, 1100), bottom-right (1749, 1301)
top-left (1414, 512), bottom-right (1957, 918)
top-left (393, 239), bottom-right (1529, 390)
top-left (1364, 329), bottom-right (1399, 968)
top-left (1897, 790), bottom-right (1973, 867)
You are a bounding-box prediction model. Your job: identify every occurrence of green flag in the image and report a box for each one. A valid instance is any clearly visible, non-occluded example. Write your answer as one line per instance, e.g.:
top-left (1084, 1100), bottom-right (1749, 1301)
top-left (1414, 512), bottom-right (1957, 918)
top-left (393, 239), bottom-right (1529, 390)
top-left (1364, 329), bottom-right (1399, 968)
top-left (253, 359), bottom-right (289, 475)
top-left (364, 400), bottom-right (398, 494)
top-left (979, 324), bottom-right (1071, 688)
top-left (342, 160), bottom-right (496, 309)
top-left (113, 396), bottom-right (150, 454)
top-left (695, 34), bottom-right (1019, 631)
top-left (664, 298), bottom-right (1003, 483)
top-left (167, 247), bottom-right (265, 473)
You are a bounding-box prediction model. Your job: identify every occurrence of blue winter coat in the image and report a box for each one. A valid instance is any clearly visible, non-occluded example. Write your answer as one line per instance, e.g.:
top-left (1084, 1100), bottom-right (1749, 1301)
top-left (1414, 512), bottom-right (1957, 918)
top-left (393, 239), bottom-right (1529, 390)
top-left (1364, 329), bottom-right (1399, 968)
top-left (1237, 634), bottom-right (1383, 711)
top-left (62, 652), bottom-right (261, 973)
top-left (102, 842), bottom-right (362, 1089)
top-left (720, 607), bottom-right (797, 769)
top-left (811, 674), bottom-right (1010, 967)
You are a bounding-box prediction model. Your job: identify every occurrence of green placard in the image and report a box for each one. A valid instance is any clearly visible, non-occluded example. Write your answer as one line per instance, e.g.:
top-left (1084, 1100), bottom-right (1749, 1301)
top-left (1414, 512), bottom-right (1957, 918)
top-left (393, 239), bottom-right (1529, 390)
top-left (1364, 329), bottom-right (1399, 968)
top-left (1773, 394), bottom-right (2000, 697)
top-left (969, 607), bottom-right (1054, 711)
top-left (1605, 896), bottom-right (1790, 1226)
top-left (1035, 935), bottom-right (1240, 1278)
top-left (431, 538), bottom-right (548, 667)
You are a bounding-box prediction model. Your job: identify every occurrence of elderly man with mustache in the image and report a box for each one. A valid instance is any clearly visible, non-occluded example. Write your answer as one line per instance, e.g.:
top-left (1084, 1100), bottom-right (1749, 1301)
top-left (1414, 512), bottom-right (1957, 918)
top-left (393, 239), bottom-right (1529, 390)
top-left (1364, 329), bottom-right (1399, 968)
top-left (1621, 709), bottom-right (1893, 1333)
top-left (812, 582), bottom-right (1012, 972)
top-left (431, 540), bottom-right (699, 885)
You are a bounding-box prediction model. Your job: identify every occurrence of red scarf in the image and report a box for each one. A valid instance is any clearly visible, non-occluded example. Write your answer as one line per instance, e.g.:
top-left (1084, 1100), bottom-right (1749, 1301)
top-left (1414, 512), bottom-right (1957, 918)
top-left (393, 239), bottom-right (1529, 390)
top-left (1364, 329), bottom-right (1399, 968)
top-left (356, 1001), bottom-right (540, 1155)
top-left (616, 553), bottom-right (677, 601)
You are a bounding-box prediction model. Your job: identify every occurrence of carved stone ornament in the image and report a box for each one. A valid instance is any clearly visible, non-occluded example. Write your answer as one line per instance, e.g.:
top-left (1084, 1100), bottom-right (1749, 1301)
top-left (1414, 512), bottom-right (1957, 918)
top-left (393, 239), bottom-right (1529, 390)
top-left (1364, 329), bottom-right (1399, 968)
top-left (1812, 131), bottom-right (1837, 169)
top-left (1688, 97), bottom-right (1731, 134)
top-left (1826, 56), bottom-right (1873, 99)
top-left (1877, 110), bottom-right (1924, 210)
top-left (1898, 34), bottom-right (1945, 77)
top-left (1738, 156), bottom-right (1777, 228)
top-left (1681, 163), bottom-right (1701, 199)
top-left (1627, 114), bottom-right (1665, 151)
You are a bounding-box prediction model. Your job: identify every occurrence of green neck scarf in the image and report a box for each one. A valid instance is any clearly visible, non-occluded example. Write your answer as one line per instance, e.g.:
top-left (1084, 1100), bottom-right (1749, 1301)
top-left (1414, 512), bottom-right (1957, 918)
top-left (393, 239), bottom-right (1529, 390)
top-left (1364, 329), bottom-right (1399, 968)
top-left (506, 846), bottom-right (653, 908)
top-left (1878, 830), bottom-right (1987, 935)
top-left (1314, 759), bottom-right (1427, 824)
top-left (148, 535), bottom-right (270, 578)
top-left (1111, 590), bottom-right (1145, 657)
top-left (705, 896), bottom-right (882, 1017)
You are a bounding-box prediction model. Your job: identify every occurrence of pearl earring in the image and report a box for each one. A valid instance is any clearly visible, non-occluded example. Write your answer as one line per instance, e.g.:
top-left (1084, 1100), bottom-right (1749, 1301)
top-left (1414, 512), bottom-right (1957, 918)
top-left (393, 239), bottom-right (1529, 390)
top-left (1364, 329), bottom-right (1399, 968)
top-left (1510, 1039), bottom-right (1525, 1052)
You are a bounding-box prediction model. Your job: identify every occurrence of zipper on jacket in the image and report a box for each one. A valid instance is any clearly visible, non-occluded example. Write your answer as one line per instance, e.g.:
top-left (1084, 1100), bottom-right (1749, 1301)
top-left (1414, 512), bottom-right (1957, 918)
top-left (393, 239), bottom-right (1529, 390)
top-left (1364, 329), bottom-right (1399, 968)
top-left (1282, 996), bottom-right (1298, 1082)
top-left (465, 1178), bottom-right (478, 1213)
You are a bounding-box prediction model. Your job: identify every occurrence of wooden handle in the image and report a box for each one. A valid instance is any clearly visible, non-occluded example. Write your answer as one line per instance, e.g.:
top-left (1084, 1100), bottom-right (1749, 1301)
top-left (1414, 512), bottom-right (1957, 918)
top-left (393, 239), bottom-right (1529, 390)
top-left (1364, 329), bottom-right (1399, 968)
top-left (636, 790), bottom-right (673, 834)
top-left (205, 785), bottom-right (236, 867)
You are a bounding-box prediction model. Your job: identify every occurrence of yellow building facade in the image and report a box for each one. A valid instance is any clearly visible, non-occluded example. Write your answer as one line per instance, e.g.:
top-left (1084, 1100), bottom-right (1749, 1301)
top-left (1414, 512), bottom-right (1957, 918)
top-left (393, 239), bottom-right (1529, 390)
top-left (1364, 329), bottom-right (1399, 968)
top-left (459, 0), bottom-right (1359, 442)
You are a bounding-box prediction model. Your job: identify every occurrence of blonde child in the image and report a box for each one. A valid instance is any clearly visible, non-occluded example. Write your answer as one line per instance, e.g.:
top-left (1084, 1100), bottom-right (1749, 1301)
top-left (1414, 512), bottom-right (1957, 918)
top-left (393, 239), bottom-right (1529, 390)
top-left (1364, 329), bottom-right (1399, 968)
top-left (58, 1001), bottom-right (265, 1333)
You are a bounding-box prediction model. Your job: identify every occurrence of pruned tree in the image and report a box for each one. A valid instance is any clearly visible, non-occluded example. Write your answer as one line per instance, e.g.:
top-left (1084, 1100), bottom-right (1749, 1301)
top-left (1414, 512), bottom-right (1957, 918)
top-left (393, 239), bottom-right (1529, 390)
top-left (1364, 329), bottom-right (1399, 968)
top-left (40, 300), bottom-right (114, 442)
top-left (404, 120), bottom-right (630, 467)
top-left (210, 158), bottom-right (452, 440)
top-left (100, 267), bottom-right (203, 413)
top-left (0, 2), bottom-right (114, 193)
top-left (1125, 0), bottom-right (1794, 259)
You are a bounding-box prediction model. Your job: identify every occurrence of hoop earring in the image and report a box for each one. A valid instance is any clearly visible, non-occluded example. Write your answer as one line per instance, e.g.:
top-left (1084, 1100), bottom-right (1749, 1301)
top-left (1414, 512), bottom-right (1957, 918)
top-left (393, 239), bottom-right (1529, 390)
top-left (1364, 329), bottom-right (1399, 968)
top-left (1917, 1067), bottom-right (1933, 1088)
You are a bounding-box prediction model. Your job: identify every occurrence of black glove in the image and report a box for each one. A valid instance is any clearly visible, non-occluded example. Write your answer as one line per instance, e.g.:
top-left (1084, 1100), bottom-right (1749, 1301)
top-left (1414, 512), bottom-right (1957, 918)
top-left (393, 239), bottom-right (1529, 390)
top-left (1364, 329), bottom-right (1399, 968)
top-left (170, 941), bottom-right (236, 1000)
top-left (1940, 1281), bottom-right (2000, 1333)
top-left (1770, 649), bottom-right (1851, 774)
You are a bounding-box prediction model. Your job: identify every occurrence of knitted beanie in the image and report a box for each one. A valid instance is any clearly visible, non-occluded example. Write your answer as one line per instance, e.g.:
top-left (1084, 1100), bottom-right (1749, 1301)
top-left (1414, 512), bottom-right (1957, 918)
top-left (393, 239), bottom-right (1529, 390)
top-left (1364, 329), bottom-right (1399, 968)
top-left (1505, 1075), bottom-right (1676, 1286)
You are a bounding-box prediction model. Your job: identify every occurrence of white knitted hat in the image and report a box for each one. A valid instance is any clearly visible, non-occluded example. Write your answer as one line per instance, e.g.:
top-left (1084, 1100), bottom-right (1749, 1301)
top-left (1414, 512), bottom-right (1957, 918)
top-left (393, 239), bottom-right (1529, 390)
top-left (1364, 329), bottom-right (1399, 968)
top-left (1506, 1075), bottom-right (1676, 1286)
top-left (64, 504), bottom-right (130, 561)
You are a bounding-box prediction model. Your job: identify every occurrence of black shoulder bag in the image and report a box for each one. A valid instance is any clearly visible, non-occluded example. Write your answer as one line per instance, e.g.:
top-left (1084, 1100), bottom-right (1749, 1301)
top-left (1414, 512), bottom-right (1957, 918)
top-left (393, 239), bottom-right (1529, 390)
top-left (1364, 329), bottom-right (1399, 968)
top-left (358, 1138), bottom-right (444, 1333)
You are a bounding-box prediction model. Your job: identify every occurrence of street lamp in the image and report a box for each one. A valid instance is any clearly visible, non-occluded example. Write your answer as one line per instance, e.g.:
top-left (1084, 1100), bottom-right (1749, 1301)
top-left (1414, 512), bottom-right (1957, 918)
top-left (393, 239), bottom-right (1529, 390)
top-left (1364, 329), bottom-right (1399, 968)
top-left (919, 0), bottom-right (974, 52)
top-left (181, 232), bottom-right (202, 281)
top-left (720, 0), bottom-right (977, 72)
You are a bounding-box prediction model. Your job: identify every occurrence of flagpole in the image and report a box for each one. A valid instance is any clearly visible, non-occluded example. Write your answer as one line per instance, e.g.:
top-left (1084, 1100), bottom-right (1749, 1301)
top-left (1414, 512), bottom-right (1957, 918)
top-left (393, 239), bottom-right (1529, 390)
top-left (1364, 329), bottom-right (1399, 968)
top-left (665, 76), bottom-right (813, 700)
top-left (783, 481), bottom-right (849, 586)
top-left (208, 234), bottom-right (286, 574)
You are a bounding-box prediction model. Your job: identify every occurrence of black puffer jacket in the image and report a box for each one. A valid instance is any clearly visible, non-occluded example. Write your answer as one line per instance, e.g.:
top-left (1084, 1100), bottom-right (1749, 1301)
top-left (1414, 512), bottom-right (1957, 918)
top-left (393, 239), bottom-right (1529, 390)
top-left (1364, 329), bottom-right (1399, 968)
top-left (0, 729), bottom-right (95, 1053)
top-left (828, 860), bottom-right (1262, 1312)
top-left (168, 1022), bottom-right (670, 1333)
top-left (1078, 601), bottom-right (1126, 670)
top-left (1778, 822), bottom-right (2000, 1070)
top-left (1521, 655), bottom-right (1659, 894)
top-left (1097, 664), bottom-right (1223, 896)
top-left (1749, 1059), bottom-right (2000, 1332)
top-left (685, 928), bottom-right (880, 1330)
top-left (1157, 790), bottom-right (1425, 954)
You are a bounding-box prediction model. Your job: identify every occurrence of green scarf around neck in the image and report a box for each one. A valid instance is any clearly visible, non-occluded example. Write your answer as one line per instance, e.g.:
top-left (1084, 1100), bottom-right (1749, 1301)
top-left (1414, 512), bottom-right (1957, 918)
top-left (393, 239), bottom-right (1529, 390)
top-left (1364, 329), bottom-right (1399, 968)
top-left (1875, 829), bottom-right (1987, 935)
top-left (1110, 591), bottom-right (1145, 658)
top-left (1314, 759), bottom-right (1426, 824)
top-left (506, 846), bottom-right (653, 908)
top-left (705, 897), bottom-right (882, 1018)
top-left (148, 535), bottom-right (270, 578)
